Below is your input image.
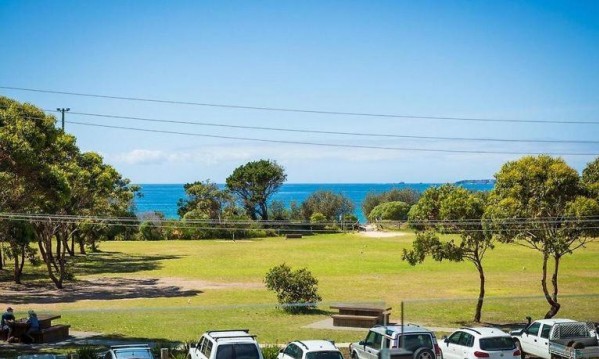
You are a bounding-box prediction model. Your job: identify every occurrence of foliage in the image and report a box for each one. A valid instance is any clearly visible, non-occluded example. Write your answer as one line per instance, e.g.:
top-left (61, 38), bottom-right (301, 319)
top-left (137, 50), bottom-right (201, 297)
top-left (177, 180), bottom-right (236, 220)
top-left (226, 159), bottom-right (287, 220)
top-left (139, 211), bottom-right (166, 241)
top-left (300, 190), bottom-right (354, 221)
top-left (362, 188), bottom-right (420, 219)
top-left (404, 184), bottom-right (492, 322)
top-left (368, 201), bottom-right (411, 221)
top-left (582, 157), bottom-right (599, 199)
top-left (75, 346), bottom-right (101, 359)
top-left (262, 345), bottom-right (282, 359)
top-left (264, 263), bottom-right (322, 313)
top-left (484, 155), bottom-right (599, 318)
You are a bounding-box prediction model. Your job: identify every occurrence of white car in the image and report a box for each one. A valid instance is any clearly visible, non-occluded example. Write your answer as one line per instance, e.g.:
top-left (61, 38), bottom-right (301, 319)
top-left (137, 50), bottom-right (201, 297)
top-left (188, 329), bottom-right (263, 359)
top-left (100, 344), bottom-right (154, 359)
top-left (350, 325), bottom-right (442, 359)
top-left (277, 340), bottom-right (344, 359)
top-left (441, 327), bottom-right (520, 359)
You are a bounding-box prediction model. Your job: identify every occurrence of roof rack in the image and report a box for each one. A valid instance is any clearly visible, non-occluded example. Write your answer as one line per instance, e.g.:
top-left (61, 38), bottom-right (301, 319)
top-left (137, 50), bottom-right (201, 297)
top-left (460, 327), bottom-right (482, 335)
top-left (297, 341), bottom-right (309, 350)
top-left (207, 329), bottom-right (250, 335)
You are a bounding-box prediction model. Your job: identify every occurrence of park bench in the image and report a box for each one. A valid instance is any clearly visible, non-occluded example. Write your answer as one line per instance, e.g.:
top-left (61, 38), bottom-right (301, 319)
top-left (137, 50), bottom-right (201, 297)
top-left (286, 233), bottom-right (303, 239)
top-left (330, 304), bottom-right (391, 328)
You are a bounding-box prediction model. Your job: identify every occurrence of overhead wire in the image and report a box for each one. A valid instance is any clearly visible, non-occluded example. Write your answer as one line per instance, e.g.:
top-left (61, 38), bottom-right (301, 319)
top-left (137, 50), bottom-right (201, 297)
top-left (43, 109), bottom-right (599, 145)
top-left (2, 85), bottom-right (599, 125)
top-left (66, 121), bottom-right (599, 156)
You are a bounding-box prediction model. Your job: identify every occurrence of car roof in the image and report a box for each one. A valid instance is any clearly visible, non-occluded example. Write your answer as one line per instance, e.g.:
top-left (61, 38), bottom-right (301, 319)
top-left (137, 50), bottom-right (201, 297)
top-left (292, 340), bottom-right (338, 351)
top-left (205, 330), bottom-right (258, 343)
top-left (459, 327), bottom-right (510, 337)
top-left (531, 319), bottom-right (576, 326)
top-left (373, 325), bottom-right (433, 335)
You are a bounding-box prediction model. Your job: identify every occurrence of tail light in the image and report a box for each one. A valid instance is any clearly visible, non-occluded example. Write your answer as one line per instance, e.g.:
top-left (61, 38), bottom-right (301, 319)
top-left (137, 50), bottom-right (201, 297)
top-left (434, 344), bottom-right (442, 358)
top-left (513, 350), bottom-right (521, 357)
top-left (474, 352), bottom-right (490, 358)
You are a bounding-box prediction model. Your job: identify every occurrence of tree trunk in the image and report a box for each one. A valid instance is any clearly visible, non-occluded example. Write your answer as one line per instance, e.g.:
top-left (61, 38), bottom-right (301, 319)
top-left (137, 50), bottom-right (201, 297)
top-left (541, 250), bottom-right (560, 318)
top-left (474, 262), bottom-right (485, 322)
top-left (545, 254), bottom-right (562, 318)
top-left (76, 233), bottom-right (86, 255)
top-left (16, 244), bottom-right (25, 284)
top-left (12, 244), bottom-right (21, 284)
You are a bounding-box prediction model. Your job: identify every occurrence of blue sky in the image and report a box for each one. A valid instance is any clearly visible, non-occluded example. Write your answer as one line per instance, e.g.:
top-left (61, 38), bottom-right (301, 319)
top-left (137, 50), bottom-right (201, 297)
top-left (1, 1), bottom-right (598, 183)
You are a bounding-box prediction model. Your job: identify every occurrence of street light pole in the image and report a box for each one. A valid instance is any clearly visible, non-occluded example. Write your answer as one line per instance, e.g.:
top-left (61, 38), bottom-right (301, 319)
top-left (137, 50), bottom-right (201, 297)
top-left (56, 108), bottom-right (70, 131)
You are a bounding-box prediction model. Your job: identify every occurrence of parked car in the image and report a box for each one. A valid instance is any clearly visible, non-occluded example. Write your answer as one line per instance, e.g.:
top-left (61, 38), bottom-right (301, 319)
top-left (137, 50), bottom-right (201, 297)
top-left (511, 319), bottom-right (599, 359)
top-left (188, 329), bottom-right (264, 359)
top-left (349, 325), bottom-right (442, 359)
top-left (277, 340), bottom-right (343, 359)
top-left (100, 344), bottom-right (154, 359)
top-left (440, 327), bottom-right (520, 359)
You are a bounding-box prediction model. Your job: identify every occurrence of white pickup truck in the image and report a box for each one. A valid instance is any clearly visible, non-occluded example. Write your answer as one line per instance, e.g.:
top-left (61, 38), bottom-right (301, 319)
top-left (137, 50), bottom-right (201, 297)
top-left (511, 319), bottom-right (599, 359)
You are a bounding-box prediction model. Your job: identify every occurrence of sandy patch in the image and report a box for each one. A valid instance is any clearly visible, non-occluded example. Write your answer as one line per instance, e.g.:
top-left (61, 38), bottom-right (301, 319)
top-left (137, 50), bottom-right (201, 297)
top-left (359, 231), bottom-right (406, 238)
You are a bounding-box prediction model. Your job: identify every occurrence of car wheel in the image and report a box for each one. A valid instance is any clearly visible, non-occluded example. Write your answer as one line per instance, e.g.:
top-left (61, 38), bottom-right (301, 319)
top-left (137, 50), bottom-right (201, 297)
top-left (352, 352), bottom-right (360, 359)
top-left (413, 348), bottom-right (435, 359)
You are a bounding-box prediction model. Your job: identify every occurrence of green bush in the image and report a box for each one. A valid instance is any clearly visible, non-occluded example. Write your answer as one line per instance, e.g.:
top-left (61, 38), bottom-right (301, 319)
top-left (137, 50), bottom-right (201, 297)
top-left (368, 201), bottom-right (411, 221)
top-left (264, 263), bottom-right (322, 313)
top-left (262, 345), bottom-right (282, 359)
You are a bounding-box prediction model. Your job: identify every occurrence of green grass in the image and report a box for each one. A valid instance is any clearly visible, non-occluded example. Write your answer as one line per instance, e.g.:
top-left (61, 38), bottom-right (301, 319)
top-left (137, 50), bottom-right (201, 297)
top-left (4, 231), bottom-right (599, 344)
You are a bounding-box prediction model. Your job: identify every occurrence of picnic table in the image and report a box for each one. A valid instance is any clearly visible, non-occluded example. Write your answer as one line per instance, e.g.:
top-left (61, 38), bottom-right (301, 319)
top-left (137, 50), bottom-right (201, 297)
top-left (330, 304), bottom-right (392, 328)
top-left (0, 314), bottom-right (70, 343)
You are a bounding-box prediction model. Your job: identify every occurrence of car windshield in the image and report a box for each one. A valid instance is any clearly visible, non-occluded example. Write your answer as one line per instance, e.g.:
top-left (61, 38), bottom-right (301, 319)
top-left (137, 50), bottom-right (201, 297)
top-left (215, 344), bottom-right (260, 359)
top-left (479, 337), bottom-right (516, 351)
top-left (306, 351), bottom-right (344, 359)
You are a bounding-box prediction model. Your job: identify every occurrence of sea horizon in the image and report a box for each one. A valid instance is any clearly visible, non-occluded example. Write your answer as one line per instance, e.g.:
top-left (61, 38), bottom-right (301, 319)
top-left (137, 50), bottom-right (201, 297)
top-left (134, 181), bottom-right (495, 223)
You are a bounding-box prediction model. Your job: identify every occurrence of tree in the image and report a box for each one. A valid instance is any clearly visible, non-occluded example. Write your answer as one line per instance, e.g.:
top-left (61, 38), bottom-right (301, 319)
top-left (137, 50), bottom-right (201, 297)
top-left (226, 160), bottom-right (287, 220)
top-left (484, 155), bottom-right (599, 318)
top-left (368, 201), bottom-right (411, 222)
top-left (177, 180), bottom-right (234, 220)
top-left (300, 190), bottom-right (354, 221)
top-left (264, 263), bottom-right (322, 313)
top-left (362, 188), bottom-right (420, 220)
top-left (403, 184), bottom-right (492, 322)
top-left (582, 157), bottom-right (599, 199)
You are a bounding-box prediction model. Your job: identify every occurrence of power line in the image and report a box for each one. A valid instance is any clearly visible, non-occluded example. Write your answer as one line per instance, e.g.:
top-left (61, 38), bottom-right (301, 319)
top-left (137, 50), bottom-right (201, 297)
top-left (3, 85), bottom-right (599, 125)
top-left (44, 109), bottom-right (599, 145)
top-left (66, 120), bottom-right (599, 156)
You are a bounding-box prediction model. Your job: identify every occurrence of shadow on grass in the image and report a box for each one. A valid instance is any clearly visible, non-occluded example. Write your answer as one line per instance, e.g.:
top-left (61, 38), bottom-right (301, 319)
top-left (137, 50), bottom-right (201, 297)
top-left (0, 251), bottom-right (201, 304)
top-left (72, 251), bottom-right (182, 276)
top-left (455, 320), bottom-right (529, 332)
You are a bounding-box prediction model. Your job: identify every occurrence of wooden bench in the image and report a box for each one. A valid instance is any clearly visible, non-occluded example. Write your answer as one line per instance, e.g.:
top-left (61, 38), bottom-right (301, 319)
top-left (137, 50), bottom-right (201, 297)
top-left (31, 324), bottom-right (71, 343)
top-left (332, 314), bottom-right (378, 328)
top-left (286, 233), bottom-right (303, 239)
top-left (330, 304), bottom-right (392, 327)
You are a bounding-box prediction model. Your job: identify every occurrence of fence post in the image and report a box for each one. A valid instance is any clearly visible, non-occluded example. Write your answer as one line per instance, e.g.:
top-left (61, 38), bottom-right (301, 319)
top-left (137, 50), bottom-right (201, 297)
top-left (161, 348), bottom-right (169, 359)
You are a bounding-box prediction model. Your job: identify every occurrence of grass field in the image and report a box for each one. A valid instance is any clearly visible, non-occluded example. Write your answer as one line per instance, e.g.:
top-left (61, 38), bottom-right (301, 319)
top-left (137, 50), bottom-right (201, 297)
top-left (3, 231), bottom-right (598, 344)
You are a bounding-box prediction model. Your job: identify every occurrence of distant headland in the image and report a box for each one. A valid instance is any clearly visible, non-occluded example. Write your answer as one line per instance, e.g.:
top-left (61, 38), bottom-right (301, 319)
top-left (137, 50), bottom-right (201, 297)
top-left (455, 179), bottom-right (496, 185)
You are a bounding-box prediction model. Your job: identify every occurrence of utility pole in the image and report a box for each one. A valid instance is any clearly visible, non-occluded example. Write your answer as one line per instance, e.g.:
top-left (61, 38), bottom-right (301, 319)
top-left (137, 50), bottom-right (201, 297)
top-left (56, 108), bottom-right (70, 131)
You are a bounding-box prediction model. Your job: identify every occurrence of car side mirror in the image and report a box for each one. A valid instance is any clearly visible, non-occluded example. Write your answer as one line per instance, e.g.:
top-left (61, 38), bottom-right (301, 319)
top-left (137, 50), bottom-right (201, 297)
top-left (359, 341), bottom-right (365, 346)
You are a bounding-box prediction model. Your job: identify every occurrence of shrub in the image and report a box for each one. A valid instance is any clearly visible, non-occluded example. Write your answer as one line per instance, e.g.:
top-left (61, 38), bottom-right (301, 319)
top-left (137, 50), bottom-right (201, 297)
top-left (368, 201), bottom-right (411, 221)
top-left (262, 345), bottom-right (282, 359)
top-left (264, 263), bottom-right (322, 313)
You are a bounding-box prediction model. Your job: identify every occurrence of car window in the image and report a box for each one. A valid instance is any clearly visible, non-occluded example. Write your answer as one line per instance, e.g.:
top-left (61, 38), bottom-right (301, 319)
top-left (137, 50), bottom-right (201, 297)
top-left (526, 323), bottom-right (541, 336)
top-left (306, 351), bottom-right (344, 359)
top-left (541, 325), bottom-right (552, 339)
top-left (216, 344), bottom-right (260, 359)
top-left (284, 344), bottom-right (303, 359)
top-left (458, 333), bottom-right (473, 347)
top-left (403, 334), bottom-right (433, 351)
top-left (448, 332), bottom-right (463, 345)
top-left (365, 331), bottom-right (378, 346)
top-left (198, 337), bottom-right (206, 352)
top-left (479, 337), bottom-right (516, 351)
top-left (203, 340), bottom-right (213, 358)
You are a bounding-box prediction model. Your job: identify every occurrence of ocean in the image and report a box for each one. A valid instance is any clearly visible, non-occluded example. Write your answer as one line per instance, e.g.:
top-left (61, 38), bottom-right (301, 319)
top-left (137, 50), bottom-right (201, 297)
top-left (134, 183), bottom-right (495, 223)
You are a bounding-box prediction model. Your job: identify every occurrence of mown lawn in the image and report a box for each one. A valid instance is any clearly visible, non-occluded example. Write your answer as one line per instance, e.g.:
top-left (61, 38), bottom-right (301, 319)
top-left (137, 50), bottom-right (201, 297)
top-left (5, 231), bottom-right (599, 344)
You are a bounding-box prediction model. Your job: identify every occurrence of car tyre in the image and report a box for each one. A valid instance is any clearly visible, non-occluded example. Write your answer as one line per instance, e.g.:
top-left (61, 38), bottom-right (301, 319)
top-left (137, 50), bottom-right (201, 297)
top-left (413, 348), bottom-right (435, 359)
top-left (352, 352), bottom-right (359, 359)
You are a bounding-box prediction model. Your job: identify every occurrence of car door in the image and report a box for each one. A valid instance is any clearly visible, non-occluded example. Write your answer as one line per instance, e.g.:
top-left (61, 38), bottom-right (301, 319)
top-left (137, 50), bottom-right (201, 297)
top-left (442, 331), bottom-right (464, 359)
top-left (519, 322), bottom-right (542, 358)
top-left (191, 337), bottom-right (206, 359)
top-left (279, 344), bottom-right (302, 359)
top-left (536, 324), bottom-right (552, 359)
top-left (362, 331), bottom-right (383, 359)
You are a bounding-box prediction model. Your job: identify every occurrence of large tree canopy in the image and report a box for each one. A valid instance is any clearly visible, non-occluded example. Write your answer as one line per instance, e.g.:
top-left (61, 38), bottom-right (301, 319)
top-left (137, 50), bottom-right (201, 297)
top-left (484, 155), bottom-right (599, 318)
top-left (300, 190), bottom-right (354, 221)
top-left (404, 184), bottom-right (492, 322)
top-left (226, 159), bottom-right (287, 221)
top-left (0, 96), bottom-right (137, 287)
top-left (362, 188), bottom-right (420, 220)
top-left (177, 180), bottom-right (235, 220)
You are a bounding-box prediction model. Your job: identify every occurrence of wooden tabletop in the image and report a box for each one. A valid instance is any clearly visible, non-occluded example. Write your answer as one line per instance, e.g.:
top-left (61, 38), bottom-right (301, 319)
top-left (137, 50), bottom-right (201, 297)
top-left (330, 304), bottom-right (392, 312)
